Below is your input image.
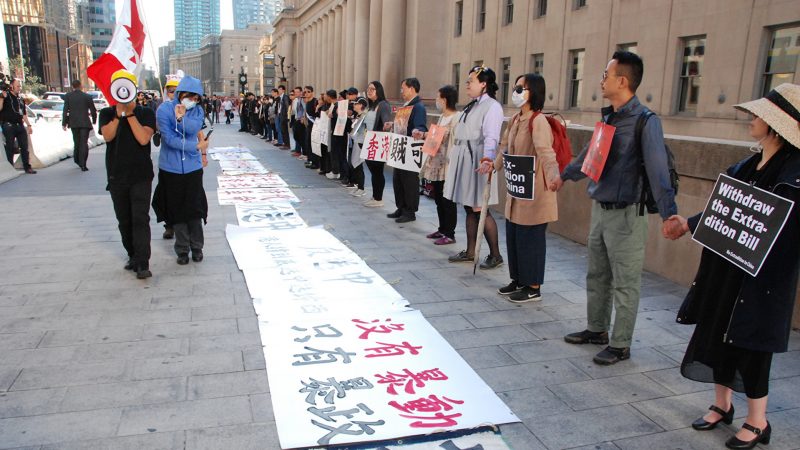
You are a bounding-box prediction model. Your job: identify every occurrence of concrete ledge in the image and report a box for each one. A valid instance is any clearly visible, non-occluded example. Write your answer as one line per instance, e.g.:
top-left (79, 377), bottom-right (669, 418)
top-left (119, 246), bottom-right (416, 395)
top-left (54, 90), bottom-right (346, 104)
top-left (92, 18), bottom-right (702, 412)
top-left (0, 160), bottom-right (21, 184)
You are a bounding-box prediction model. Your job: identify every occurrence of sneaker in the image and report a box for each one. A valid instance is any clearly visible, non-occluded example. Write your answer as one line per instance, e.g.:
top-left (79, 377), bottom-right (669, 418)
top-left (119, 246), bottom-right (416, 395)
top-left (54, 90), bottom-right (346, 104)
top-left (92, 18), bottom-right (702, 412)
top-left (509, 286), bottom-right (542, 303)
top-left (433, 236), bottom-right (456, 245)
top-left (387, 210), bottom-right (402, 219)
top-left (191, 250), bottom-right (203, 262)
top-left (177, 254), bottom-right (190, 265)
top-left (448, 250), bottom-right (473, 263)
top-left (299, 155), bottom-right (308, 161)
top-left (124, 259), bottom-right (136, 271)
top-left (593, 346), bottom-right (631, 365)
top-left (364, 199), bottom-right (384, 208)
top-left (395, 215), bottom-right (416, 223)
top-left (479, 254), bottom-right (504, 270)
top-left (136, 268), bottom-right (153, 279)
top-left (351, 189), bottom-right (366, 197)
top-left (497, 281), bottom-right (521, 296)
top-left (162, 227), bottom-right (174, 239)
top-left (326, 172), bottom-right (337, 179)
top-left (564, 330), bottom-right (610, 345)
top-left (426, 231), bottom-right (444, 239)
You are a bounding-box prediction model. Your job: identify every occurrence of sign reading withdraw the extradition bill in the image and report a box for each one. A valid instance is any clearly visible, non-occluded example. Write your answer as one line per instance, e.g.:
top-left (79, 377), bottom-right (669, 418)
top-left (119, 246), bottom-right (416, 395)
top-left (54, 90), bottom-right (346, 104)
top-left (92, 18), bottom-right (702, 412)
top-left (692, 173), bottom-right (794, 277)
top-left (503, 154), bottom-right (536, 200)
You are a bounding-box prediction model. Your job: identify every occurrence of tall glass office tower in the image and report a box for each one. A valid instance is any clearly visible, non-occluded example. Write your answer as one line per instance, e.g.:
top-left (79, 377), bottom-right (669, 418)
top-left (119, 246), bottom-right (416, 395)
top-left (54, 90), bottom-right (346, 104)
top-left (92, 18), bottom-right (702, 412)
top-left (233, 0), bottom-right (280, 29)
top-left (174, 0), bottom-right (220, 54)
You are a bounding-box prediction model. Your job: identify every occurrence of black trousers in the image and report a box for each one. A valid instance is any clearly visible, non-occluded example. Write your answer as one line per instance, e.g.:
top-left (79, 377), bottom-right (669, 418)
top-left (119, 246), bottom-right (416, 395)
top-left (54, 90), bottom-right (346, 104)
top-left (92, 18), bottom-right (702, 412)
top-left (225, 110), bottom-right (231, 124)
top-left (350, 164), bottom-right (365, 189)
top-left (392, 168), bottom-right (420, 217)
top-left (280, 115), bottom-right (290, 147)
top-left (2, 122), bottom-right (29, 169)
top-left (329, 138), bottom-right (347, 175)
top-left (109, 180), bottom-right (152, 269)
top-left (506, 221), bottom-right (548, 286)
top-left (239, 112), bottom-right (249, 131)
top-left (71, 127), bottom-right (91, 168)
top-left (293, 121), bottom-right (305, 152)
top-left (366, 160), bottom-right (386, 200)
top-left (431, 180), bottom-right (457, 238)
top-left (320, 145), bottom-right (330, 173)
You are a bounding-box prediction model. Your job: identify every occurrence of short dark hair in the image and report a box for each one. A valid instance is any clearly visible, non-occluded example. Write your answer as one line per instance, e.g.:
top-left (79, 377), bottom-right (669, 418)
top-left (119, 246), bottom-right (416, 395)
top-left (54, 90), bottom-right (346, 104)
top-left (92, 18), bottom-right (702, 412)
top-left (438, 85), bottom-right (458, 110)
top-left (271, 88), bottom-right (279, 94)
top-left (326, 89), bottom-right (337, 100)
top-left (611, 51), bottom-right (643, 93)
top-left (305, 85), bottom-right (314, 92)
top-left (278, 85), bottom-right (286, 91)
top-left (339, 90), bottom-right (348, 99)
top-left (402, 77), bottom-right (420, 93)
top-left (71, 79), bottom-right (81, 89)
top-left (517, 73), bottom-right (546, 111)
top-left (293, 86), bottom-right (302, 92)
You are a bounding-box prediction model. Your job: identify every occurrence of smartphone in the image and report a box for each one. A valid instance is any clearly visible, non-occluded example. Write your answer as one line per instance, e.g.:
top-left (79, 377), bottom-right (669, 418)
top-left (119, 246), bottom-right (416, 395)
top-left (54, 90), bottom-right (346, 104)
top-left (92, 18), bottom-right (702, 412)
top-left (204, 129), bottom-right (214, 140)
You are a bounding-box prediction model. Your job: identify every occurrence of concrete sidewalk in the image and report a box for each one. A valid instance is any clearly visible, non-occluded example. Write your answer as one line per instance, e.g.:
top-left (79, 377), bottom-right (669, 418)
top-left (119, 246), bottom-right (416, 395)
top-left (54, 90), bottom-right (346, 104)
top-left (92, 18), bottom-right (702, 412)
top-left (0, 123), bottom-right (797, 450)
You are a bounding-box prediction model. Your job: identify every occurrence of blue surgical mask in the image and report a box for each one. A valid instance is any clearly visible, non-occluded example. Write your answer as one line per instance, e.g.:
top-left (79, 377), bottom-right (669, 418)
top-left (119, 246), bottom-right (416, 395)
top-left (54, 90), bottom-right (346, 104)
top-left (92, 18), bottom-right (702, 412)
top-left (181, 98), bottom-right (197, 110)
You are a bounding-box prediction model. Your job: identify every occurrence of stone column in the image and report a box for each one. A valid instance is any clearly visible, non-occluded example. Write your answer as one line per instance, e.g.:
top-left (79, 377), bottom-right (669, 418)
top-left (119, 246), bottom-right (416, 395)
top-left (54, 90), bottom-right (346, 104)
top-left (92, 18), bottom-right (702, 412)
top-left (333, 6), bottom-right (343, 88)
top-left (344, 0), bottom-right (358, 87)
top-left (327, 12), bottom-right (335, 89)
top-left (379, 0), bottom-right (406, 98)
top-left (367, 0), bottom-right (382, 83)
top-left (353, 0), bottom-right (369, 90)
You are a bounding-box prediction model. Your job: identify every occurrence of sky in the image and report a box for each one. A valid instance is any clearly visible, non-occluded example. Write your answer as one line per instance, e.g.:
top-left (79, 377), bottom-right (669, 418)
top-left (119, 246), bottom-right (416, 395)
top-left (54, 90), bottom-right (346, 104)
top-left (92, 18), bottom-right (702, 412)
top-left (115, 0), bottom-right (235, 71)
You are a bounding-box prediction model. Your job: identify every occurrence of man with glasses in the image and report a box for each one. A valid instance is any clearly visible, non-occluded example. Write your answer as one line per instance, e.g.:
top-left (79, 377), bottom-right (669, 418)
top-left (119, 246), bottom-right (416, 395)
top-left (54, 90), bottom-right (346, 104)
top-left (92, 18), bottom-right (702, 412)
top-left (552, 51), bottom-right (677, 365)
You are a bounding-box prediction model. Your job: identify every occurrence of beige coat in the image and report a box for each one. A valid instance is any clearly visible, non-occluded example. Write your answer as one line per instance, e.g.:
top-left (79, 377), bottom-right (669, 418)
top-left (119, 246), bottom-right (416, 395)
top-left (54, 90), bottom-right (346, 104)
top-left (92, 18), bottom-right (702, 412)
top-left (495, 110), bottom-right (559, 226)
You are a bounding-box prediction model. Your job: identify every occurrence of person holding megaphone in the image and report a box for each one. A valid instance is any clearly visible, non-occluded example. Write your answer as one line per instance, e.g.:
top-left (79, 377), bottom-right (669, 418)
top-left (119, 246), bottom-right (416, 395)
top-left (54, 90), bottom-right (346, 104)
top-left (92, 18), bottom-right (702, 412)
top-left (152, 76), bottom-right (210, 266)
top-left (98, 69), bottom-right (157, 279)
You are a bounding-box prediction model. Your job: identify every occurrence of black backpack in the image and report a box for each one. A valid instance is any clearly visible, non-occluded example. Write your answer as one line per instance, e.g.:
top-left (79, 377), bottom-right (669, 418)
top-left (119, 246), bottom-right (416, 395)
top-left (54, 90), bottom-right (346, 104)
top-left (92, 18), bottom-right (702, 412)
top-left (635, 110), bottom-right (679, 216)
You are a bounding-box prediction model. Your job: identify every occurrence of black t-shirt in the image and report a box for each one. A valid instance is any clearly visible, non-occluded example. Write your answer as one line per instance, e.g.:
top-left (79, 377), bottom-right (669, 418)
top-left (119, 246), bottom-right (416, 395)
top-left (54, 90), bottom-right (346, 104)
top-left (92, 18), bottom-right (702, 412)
top-left (0, 92), bottom-right (26, 124)
top-left (99, 105), bottom-right (156, 187)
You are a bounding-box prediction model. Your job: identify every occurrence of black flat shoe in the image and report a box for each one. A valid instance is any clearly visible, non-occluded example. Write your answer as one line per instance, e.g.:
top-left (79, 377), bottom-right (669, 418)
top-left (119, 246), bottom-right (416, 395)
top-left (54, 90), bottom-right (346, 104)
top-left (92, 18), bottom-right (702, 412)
top-left (692, 404), bottom-right (734, 430)
top-left (725, 422), bottom-right (770, 449)
top-left (124, 259), bottom-right (136, 271)
top-left (386, 210), bottom-right (402, 219)
top-left (177, 254), bottom-right (190, 265)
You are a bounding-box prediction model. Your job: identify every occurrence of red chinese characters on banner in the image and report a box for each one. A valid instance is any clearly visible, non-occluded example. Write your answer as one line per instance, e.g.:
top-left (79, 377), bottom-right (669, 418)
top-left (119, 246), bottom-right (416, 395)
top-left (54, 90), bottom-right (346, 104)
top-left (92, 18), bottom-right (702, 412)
top-left (379, 135), bottom-right (391, 160)
top-left (367, 133), bottom-right (379, 160)
top-left (374, 368), bottom-right (448, 395)
top-left (352, 318), bottom-right (405, 340)
top-left (364, 341), bottom-right (422, 358)
top-left (388, 394), bottom-right (464, 428)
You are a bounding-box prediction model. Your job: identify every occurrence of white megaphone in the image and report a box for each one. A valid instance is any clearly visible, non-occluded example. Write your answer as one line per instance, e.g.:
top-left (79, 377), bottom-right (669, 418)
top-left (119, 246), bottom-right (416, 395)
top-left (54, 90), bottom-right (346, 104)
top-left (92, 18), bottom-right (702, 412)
top-left (109, 69), bottom-right (138, 104)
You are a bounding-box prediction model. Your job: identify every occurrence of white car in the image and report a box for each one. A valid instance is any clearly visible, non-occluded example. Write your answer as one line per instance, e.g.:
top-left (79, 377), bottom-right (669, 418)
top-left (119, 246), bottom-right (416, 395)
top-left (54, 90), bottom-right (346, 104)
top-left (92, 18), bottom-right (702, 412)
top-left (28, 99), bottom-right (64, 122)
top-left (87, 90), bottom-right (109, 109)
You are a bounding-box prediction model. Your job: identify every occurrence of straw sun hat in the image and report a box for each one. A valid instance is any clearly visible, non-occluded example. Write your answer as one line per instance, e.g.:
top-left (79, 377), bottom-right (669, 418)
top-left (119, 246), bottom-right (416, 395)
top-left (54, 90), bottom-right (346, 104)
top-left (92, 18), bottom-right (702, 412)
top-left (734, 83), bottom-right (800, 149)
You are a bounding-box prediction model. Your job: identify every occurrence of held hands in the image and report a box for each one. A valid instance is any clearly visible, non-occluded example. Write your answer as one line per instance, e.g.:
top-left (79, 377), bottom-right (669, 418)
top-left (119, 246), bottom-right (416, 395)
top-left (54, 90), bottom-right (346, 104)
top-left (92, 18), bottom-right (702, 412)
top-left (662, 215), bottom-right (689, 240)
top-left (476, 158), bottom-right (494, 174)
top-left (548, 174), bottom-right (564, 192)
top-left (383, 121), bottom-right (393, 132)
top-left (411, 129), bottom-right (424, 140)
top-left (175, 104), bottom-right (186, 121)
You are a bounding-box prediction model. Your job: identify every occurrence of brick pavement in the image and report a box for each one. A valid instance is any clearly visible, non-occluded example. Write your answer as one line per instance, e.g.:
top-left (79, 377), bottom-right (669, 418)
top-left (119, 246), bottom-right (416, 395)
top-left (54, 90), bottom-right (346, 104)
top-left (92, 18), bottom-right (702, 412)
top-left (0, 123), bottom-right (797, 450)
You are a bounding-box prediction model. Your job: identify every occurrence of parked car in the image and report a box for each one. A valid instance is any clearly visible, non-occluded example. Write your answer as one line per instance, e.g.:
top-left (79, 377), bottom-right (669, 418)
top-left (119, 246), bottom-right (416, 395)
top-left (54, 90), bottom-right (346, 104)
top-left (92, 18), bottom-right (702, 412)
top-left (87, 90), bottom-right (109, 109)
top-left (28, 99), bottom-right (64, 121)
top-left (42, 91), bottom-right (66, 101)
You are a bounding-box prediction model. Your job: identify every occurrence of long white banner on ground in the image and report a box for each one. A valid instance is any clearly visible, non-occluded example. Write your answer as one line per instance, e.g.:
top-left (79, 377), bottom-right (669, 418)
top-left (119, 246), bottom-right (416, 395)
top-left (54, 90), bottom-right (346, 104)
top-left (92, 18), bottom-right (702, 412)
top-left (262, 310), bottom-right (518, 449)
top-left (235, 203), bottom-right (306, 229)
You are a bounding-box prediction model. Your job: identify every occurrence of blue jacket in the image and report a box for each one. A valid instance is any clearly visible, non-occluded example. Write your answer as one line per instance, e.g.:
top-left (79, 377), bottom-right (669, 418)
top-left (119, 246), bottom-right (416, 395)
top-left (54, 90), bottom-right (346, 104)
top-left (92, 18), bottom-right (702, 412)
top-left (405, 96), bottom-right (428, 136)
top-left (157, 76), bottom-right (206, 174)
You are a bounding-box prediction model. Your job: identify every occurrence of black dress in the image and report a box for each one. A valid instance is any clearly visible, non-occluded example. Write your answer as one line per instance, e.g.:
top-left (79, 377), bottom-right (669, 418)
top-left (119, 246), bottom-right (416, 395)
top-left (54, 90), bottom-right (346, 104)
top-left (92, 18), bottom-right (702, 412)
top-left (680, 150), bottom-right (790, 399)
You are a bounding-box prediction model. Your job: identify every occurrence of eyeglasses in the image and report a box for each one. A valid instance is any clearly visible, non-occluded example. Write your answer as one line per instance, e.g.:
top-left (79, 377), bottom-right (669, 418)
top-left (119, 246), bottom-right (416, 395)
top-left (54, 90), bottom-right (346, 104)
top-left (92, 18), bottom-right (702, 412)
top-left (513, 86), bottom-right (529, 94)
top-left (367, 87), bottom-right (376, 92)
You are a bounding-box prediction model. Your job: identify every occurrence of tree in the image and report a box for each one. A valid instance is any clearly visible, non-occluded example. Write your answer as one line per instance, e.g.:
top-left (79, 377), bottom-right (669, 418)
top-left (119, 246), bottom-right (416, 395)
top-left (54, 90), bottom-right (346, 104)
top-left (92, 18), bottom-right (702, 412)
top-left (7, 56), bottom-right (46, 97)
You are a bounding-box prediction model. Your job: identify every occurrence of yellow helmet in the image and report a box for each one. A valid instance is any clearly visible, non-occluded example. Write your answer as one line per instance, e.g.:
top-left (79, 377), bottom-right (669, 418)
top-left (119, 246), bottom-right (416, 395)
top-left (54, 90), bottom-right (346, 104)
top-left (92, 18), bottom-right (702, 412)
top-left (111, 69), bottom-right (138, 86)
top-left (165, 79), bottom-right (179, 88)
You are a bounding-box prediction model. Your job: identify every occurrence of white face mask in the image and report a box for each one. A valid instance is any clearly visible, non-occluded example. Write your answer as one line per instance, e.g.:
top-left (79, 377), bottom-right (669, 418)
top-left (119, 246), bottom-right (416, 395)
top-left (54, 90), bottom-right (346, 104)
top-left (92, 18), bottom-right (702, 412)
top-left (181, 98), bottom-right (197, 110)
top-left (435, 99), bottom-right (444, 112)
top-left (511, 89), bottom-right (528, 108)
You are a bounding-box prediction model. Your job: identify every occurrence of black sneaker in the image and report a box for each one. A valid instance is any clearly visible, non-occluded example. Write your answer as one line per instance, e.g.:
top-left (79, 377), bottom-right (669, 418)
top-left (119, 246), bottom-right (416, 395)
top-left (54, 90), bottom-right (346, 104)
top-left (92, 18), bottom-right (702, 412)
top-left (177, 254), bottom-right (190, 265)
top-left (136, 268), bottom-right (152, 279)
top-left (564, 329), bottom-right (610, 345)
top-left (387, 210), bottom-right (403, 219)
top-left (509, 286), bottom-right (542, 303)
top-left (498, 281), bottom-right (521, 296)
top-left (395, 215), bottom-right (416, 223)
top-left (192, 250), bottom-right (203, 262)
top-left (448, 250), bottom-right (473, 263)
top-left (162, 227), bottom-right (174, 239)
top-left (124, 259), bottom-right (136, 271)
top-left (593, 346), bottom-right (631, 365)
top-left (479, 254), bottom-right (504, 270)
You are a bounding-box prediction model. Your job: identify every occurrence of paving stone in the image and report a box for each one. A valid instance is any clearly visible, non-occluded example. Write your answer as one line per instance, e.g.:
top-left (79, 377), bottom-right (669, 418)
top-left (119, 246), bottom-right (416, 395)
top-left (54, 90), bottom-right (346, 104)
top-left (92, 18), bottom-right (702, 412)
top-left (477, 360), bottom-right (591, 392)
top-left (497, 422), bottom-right (547, 450)
top-left (2, 347), bottom-right (81, 368)
top-left (567, 347), bottom-right (678, 380)
top-left (142, 319), bottom-right (238, 340)
top-left (249, 393), bottom-right (274, 422)
top-left (60, 378), bottom-right (187, 412)
top-left (463, 308), bottom-right (554, 328)
top-left (762, 376), bottom-right (800, 413)
top-left (425, 314), bottom-right (475, 332)
top-left (117, 396), bottom-right (253, 435)
top-left (184, 422), bottom-right (281, 450)
top-left (98, 308), bottom-right (191, 327)
top-left (567, 442), bottom-right (622, 450)
top-left (628, 326), bottom-right (687, 349)
top-left (613, 426), bottom-right (735, 450)
top-left (38, 431), bottom-right (183, 450)
top-left (642, 367), bottom-right (712, 395)
top-left (78, 338), bottom-right (186, 362)
top-left (11, 361), bottom-right (127, 391)
top-left (548, 373), bottom-right (673, 411)
top-left (456, 346), bottom-right (518, 369)
top-left (0, 388), bottom-right (67, 419)
top-left (0, 313), bottom-right (101, 334)
top-left (131, 351), bottom-right (243, 380)
top-left (527, 404), bottom-right (662, 450)
top-left (236, 317), bottom-right (260, 334)
top-left (149, 294), bottom-right (236, 310)
top-left (187, 370), bottom-right (268, 400)
top-left (190, 304), bottom-right (255, 321)
top-left (629, 390), bottom-right (749, 431)
top-left (188, 332), bottom-right (262, 354)
top-left (415, 298), bottom-right (497, 317)
top-left (770, 351), bottom-right (800, 380)
top-left (0, 304), bottom-right (66, 320)
top-left (440, 325), bottom-right (539, 350)
top-left (242, 348), bottom-right (266, 371)
top-left (38, 325), bottom-right (143, 348)
top-left (520, 318), bottom-right (588, 340)
top-left (497, 386), bottom-right (572, 420)
top-left (0, 408), bottom-right (122, 448)
top-left (502, 339), bottom-right (599, 364)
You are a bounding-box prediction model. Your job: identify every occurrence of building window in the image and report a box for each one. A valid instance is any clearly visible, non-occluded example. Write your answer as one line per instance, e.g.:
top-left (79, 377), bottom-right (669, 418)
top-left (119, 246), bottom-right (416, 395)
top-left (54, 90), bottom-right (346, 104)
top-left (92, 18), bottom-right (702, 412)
top-left (618, 42), bottom-right (638, 54)
top-left (455, 1), bottom-right (463, 36)
top-left (535, 0), bottom-right (547, 18)
top-left (476, 0), bottom-right (486, 31)
top-left (678, 36), bottom-right (705, 113)
top-left (762, 25), bottom-right (800, 96)
top-left (503, 0), bottom-right (514, 25)
top-left (574, 0), bottom-right (587, 9)
top-left (500, 57), bottom-right (511, 104)
top-left (453, 63), bottom-right (461, 98)
top-left (530, 53), bottom-right (544, 74)
top-left (568, 49), bottom-right (585, 108)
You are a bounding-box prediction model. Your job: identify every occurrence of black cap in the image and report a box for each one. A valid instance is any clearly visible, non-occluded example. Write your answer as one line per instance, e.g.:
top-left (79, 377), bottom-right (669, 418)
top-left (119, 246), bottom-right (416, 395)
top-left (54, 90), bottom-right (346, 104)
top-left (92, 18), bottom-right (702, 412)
top-left (347, 87), bottom-right (359, 95)
top-left (355, 97), bottom-right (368, 108)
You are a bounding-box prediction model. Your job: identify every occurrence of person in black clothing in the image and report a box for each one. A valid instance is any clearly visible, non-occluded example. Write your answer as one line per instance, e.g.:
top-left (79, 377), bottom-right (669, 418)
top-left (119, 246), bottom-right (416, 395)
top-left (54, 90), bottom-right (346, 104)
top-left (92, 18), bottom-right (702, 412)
top-left (0, 78), bottom-right (36, 174)
top-left (318, 90), bottom-right (335, 175)
top-left (302, 86), bottom-right (319, 169)
top-left (328, 90), bottom-right (352, 180)
top-left (362, 81), bottom-right (393, 208)
top-left (238, 95), bottom-right (249, 132)
top-left (98, 71), bottom-right (156, 279)
top-left (62, 79), bottom-right (97, 171)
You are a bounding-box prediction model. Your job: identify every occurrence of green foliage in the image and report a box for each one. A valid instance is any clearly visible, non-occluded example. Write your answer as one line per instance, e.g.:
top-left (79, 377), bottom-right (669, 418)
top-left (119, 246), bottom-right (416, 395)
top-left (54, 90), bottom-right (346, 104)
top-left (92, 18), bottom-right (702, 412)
top-left (7, 56), bottom-right (46, 96)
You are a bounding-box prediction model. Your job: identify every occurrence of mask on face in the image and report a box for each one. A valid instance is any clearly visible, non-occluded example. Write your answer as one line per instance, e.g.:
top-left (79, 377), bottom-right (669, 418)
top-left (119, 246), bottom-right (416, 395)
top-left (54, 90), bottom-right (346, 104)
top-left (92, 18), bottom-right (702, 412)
top-left (181, 98), bottom-right (197, 110)
top-left (435, 99), bottom-right (444, 112)
top-left (511, 89), bottom-right (527, 108)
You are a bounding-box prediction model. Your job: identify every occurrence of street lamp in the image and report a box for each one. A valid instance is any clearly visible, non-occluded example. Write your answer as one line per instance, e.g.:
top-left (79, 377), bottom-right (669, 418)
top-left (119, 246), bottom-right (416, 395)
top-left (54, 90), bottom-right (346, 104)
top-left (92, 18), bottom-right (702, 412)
top-left (17, 24), bottom-right (27, 83)
top-left (66, 42), bottom-right (80, 89)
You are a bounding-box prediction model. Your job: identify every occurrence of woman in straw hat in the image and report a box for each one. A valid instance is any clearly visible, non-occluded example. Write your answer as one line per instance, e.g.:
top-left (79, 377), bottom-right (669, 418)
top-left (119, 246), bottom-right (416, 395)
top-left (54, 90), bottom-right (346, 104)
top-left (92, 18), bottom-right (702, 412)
top-left (663, 83), bottom-right (800, 449)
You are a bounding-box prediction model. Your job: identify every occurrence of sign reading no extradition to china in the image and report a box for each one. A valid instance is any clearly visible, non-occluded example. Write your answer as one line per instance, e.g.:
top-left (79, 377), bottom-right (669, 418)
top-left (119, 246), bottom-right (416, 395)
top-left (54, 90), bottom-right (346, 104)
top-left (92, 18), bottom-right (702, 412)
top-left (503, 154), bottom-right (536, 200)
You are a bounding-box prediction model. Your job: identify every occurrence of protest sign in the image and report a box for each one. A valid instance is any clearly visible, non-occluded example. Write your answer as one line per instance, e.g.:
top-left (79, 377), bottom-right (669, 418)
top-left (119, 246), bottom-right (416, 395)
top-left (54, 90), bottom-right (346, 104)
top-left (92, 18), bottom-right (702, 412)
top-left (262, 310), bottom-right (518, 448)
top-left (580, 122), bottom-right (615, 182)
top-left (334, 99), bottom-right (349, 136)
top-left (217, 187), bottom-right (299, 205)
top-left (393, 106), bottom-right (413, 135)
top-left (692, 173), bottom-right (794, 276)
top-left (360, 131), bottom-right (391, 162)
top-left (386, 134), bottom-right (426, 173)
top-left (502, 154), bottom-right (536, 200)
top-left (235, 203), bottom-right (306, 229)
top-left (421, 124), bottom-right (447, 157)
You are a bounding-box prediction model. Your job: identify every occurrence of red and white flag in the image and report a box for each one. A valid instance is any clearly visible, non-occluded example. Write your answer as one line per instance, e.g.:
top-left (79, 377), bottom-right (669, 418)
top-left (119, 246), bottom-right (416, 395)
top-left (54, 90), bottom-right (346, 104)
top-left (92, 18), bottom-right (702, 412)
top-left (87, 0), bottom-right (146, 105)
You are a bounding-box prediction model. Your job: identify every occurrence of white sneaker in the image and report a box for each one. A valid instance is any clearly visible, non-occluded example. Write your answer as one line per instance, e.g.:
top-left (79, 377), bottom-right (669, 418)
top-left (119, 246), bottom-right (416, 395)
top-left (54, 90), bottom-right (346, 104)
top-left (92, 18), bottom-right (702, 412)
top-left (364, 199), bottom-right (384, 207)
top-left (326, 173), bottom-right (336, 179)
top-left (351, 189), bottom-right (366, 197)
